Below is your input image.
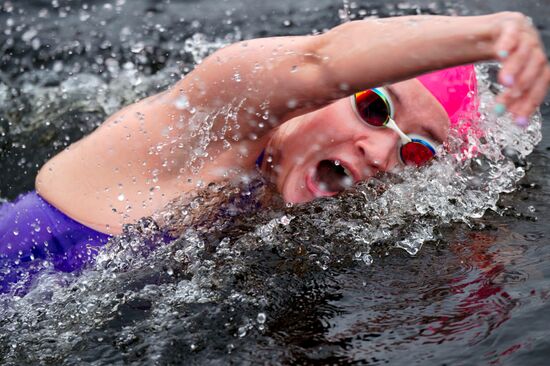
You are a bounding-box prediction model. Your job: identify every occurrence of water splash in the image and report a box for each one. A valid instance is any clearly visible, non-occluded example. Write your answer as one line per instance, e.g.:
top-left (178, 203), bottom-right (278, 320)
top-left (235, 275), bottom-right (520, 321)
top-left (339, 0), bottom-right (352, 22)
top-left (0, 13), bottom-right (544, 366)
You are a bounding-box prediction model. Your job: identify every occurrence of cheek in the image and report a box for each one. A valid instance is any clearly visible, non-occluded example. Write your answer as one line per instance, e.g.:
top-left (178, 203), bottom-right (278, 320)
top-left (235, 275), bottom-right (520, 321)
top-left (303, 117), bottom-right (358, 147)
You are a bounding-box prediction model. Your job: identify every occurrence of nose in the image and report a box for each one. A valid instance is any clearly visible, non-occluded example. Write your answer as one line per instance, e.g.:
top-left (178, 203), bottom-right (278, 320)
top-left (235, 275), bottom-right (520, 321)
top-left (355, 130), bottom-right (400, 175)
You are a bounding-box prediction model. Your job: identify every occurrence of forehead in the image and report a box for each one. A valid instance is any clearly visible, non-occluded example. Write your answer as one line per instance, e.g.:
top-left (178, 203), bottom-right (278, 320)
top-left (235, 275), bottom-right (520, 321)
top-left (386, 79), bottom-right (450, 142)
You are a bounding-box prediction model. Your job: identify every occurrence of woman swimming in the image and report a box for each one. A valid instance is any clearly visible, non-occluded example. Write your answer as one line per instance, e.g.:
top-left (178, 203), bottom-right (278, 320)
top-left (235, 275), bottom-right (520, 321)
top-left (1, 12), bottom-right (549, 292)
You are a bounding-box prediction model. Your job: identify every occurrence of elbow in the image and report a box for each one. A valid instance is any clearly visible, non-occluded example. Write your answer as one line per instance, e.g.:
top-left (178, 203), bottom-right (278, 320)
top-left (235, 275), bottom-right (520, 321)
top-left (298, 34), bottom-right (348, 99)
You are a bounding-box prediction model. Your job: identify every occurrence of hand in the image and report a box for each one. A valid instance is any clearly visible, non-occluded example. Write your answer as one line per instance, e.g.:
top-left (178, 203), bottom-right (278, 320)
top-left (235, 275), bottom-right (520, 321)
top-left (492, 12), bottom-right (550, 125)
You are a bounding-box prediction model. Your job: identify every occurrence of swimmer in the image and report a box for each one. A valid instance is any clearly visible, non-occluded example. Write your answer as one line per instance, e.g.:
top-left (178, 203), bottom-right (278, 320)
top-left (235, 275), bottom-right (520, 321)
top-left (1, 12), bottom-right (549, 290)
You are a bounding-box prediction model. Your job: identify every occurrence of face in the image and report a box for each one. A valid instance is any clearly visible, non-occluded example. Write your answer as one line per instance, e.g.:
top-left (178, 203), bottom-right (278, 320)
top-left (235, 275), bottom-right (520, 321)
top-left (262, 78), bottom-right (450, 203)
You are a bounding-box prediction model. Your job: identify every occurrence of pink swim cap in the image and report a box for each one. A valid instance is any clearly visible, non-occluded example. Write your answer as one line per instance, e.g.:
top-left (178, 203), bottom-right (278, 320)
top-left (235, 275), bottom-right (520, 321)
top-left (417, 65), bottom-right (478, 127)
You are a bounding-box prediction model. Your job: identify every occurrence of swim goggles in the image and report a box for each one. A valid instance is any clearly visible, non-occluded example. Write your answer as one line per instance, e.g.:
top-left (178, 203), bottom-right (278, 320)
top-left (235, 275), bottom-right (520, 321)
top-left (351, 88), bottom-right (439, 166)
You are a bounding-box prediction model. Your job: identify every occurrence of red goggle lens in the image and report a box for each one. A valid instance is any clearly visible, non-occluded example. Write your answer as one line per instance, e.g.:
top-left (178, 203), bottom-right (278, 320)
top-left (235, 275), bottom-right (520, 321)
top-left (354, 90), bottom-right (390, 127)
top-left (400, 141), bottom-right (436, 166)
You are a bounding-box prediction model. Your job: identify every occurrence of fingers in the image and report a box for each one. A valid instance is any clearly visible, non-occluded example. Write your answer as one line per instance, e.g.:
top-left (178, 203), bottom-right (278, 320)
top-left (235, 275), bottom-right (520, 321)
top-left (515, 49), bottom-right (548, 92)
top-left (498, 38), bottom-right (532, 87)
top-left (497, 48), bottom-right (547, 106)
top-left (494, 19), bottom-right (521, 62)
top-left (492, 13), bottom-right (550, 122)
top-left (507, 67), bottom-right (550, 122)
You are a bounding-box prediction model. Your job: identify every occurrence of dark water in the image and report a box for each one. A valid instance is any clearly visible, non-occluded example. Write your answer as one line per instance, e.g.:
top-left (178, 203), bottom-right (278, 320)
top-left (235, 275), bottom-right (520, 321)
top-left (1, 0), bottom-right (550, 365)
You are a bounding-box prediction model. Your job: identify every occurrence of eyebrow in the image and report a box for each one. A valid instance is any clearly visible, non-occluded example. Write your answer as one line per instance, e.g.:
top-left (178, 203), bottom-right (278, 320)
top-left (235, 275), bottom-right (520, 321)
top-left (385, 85), bottom-right (401, 106)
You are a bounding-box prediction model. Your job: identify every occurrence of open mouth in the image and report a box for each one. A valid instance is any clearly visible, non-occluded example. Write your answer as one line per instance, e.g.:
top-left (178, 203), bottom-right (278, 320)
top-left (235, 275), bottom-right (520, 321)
top-left (312, 159), bottom-right (355, 195)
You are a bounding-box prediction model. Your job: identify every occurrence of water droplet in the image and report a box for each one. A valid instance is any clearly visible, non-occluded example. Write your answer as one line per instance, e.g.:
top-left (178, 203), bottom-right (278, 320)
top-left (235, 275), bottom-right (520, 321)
top-left (22, 28), bottom-right (38, 42)
top-left (53, 60), bottom-right (64, 72)
top-left (131, 42), bottom-right (144, 53)
top-left (174, 95), bottom-right (189, 110)
top-left (237, 326), bottom-right (247, 338)
top-left (342, 176), bottom-right (353, 188)
top-left (279, 215), bottom-right (292, 226)
top-left (257, 313), bottom-right (266, 324)
top-left (117, 193), bottom-right (125, 201)
top-left (362, 254), bottom-right (373, 265)
top-left (12, 229), bottom-right (19, 236)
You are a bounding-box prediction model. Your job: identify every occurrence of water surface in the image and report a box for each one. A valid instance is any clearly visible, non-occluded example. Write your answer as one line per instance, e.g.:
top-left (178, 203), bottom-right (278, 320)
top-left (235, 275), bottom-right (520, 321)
top-left (1, 1), bottom-right (550, 365)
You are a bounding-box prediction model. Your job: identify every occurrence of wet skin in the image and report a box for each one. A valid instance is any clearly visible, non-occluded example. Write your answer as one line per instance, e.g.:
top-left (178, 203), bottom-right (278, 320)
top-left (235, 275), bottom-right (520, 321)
top-left (262, 78), bottom-right (450, 203)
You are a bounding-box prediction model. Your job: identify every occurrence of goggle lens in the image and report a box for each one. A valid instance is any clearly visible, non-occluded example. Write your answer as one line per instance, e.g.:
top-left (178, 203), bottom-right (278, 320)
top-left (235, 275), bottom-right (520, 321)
top-left (354, 90), bottom-right (390, 127)
top-left (400, 140), bottom-right (436, 166)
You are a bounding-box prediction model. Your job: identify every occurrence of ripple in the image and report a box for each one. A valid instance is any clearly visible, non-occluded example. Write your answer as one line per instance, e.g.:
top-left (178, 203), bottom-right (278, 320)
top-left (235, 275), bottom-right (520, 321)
top-left (0, 1), bottom-right (546, 365)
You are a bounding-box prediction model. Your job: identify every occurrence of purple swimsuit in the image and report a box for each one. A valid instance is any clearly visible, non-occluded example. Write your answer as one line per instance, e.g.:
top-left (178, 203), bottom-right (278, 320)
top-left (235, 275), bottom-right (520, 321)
top-left (0, 192), bottom-right (111, 294)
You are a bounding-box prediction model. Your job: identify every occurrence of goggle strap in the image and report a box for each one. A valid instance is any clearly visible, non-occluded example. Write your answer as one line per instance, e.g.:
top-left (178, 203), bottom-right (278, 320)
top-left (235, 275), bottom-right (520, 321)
top-left (386, 118), bottom-right (412, 144)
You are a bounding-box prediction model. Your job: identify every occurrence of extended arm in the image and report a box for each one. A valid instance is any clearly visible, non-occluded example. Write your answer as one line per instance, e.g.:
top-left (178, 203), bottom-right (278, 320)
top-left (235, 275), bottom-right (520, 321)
top-left (170, 12), bottom-right (547, 141)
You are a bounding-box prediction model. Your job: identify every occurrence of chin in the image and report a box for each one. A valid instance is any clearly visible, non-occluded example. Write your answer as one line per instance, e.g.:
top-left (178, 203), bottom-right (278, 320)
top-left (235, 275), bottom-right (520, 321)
top-left (281, 184), bottom-right (311, 204)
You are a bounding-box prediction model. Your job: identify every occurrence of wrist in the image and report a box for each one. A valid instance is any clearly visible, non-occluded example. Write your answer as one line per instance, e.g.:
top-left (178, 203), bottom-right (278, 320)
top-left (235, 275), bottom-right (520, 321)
top-left (457, 14), bottom-right (499, 61)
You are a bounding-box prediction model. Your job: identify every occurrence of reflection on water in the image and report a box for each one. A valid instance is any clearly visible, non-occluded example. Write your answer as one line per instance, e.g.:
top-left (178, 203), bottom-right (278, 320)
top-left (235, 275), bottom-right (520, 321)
top-left (1, 0), bottom-right (550, 365)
